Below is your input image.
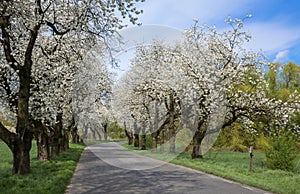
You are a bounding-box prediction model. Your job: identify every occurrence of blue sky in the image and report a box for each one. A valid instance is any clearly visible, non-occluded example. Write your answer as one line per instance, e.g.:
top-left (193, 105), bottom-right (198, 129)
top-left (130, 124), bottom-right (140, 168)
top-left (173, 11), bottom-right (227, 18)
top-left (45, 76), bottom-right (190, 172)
top-left (129, 0), bottom-right (300, 64)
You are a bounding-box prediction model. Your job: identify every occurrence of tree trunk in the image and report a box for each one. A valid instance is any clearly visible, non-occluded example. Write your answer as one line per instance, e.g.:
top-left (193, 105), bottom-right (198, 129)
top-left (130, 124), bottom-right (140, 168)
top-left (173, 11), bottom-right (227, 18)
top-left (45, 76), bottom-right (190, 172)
top-left (66, 134), bottom-right (70, 149)
top-left (124, 122), bottom-right (133, 145)
top-left (169, 135), bottom-right (176, 154)
top-left (168, 93), bottom-right (176, 154)
top-left (152, 115), bottom-right (171, 152)
top-left (128, 135), bottom-right (133, 145)
top-left (125, 129), bottom-right (133, 145)
top-left (69, 116), bottom-right (79, 144)
top-left (151, 132), bottom-right (158, 151)
top-left (160, 130), bottom-right (165, 152)
top-left (12, 62), bottom-right (34, 174)
top-left (92, 129), bottom-right (96, 139)
top-left (192, 130), bottom-right (203, 159)
top-left (60, 130), bottom-right (68, 152)
top-left (133, 121), bottom-right (140, 147)
top-left (134, 133), bottom-right (139, 147)
top-left (95, 129), bottom-right (102, 140)
top-left (0, 123), bottom-right (32, 174)
top-left (63, 133), bottom-right (69, 150)
top-left (103, 123), bottom-right (108, 141)
top-left (12, 132), bottom-right (33, 174)
top-left (34, 120), bottom-right (50, 161)
top-left (37, 131), bottom-right (50, 161)
top-left (141, 134), bottom-right (146, 150)
top-left (51, 134), bottom-right (60, 157)
top-left (51, 113), bottom-right (62, 157)
top-left (152, 102), bottom-right (159, 151)
top-left (191, 121), bottom-right (206, 159)
top-left (71, 126), bottom-right (80, 144)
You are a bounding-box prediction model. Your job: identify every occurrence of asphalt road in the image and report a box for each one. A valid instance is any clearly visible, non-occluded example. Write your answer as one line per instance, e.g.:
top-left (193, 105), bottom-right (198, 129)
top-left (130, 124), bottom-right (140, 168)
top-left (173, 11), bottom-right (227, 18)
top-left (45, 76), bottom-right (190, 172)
top-left (65, 142), bottom-right (272, 194)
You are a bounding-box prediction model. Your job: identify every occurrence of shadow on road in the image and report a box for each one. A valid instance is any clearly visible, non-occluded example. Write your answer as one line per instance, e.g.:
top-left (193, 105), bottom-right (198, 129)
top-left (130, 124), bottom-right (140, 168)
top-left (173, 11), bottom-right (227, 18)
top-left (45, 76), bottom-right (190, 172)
top-left (65, 143), bottom-right (272, 194)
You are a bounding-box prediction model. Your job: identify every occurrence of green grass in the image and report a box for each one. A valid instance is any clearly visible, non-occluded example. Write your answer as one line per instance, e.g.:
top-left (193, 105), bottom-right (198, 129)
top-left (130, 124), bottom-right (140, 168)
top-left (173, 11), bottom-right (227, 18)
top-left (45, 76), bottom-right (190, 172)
top-left (0, 141), bottom-right (85, 194)
top-left (123, 144), bottom-right (300, 194)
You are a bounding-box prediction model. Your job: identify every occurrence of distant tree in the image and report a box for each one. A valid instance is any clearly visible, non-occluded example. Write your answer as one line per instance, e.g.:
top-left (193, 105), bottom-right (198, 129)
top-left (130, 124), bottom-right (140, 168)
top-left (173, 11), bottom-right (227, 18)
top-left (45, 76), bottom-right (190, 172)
top-left (281, 62), bottom-right (300, 90)
top-left (265, 62), bottom-right (300, 138)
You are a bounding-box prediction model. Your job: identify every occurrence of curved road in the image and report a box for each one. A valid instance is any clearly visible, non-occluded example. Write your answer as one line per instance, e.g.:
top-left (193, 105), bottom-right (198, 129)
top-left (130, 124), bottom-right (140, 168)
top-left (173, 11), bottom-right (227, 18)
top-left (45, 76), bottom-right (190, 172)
top-left (65, 142), bottom-right (272, 194)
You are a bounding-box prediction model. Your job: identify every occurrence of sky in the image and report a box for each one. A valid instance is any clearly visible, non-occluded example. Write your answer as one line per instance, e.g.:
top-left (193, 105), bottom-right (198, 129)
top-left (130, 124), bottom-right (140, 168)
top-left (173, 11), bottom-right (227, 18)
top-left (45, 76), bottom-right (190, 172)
top-left (112, 0), bottom-right (300, 80)
top-left (134, 0), bottom-right (300, 62)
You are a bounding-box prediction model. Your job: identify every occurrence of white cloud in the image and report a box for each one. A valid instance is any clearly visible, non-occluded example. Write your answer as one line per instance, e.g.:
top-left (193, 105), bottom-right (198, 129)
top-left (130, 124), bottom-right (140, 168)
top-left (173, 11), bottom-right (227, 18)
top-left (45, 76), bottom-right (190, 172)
top-left (274, 50), bottom-right (289, 62)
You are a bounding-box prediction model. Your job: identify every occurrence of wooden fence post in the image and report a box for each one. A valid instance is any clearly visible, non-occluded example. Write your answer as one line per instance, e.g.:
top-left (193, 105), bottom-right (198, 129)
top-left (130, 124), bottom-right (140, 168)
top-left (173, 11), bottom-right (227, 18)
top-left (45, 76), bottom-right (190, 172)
top-left (249, 146), bottom-right (254, 172)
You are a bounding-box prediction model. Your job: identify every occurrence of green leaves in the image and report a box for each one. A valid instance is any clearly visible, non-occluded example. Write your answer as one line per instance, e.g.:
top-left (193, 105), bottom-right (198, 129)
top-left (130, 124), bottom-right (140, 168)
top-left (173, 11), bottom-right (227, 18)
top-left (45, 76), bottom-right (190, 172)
top-left (265, 129), bottom-right (298, 172)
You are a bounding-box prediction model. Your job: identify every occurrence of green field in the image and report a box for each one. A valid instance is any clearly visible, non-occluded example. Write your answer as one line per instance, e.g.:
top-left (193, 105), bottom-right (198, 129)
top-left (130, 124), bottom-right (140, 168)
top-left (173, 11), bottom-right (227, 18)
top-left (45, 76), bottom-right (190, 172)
top-left (0, 141), bottom-right (85, 194)
top-left (123, 144), bottom-right (300, 194)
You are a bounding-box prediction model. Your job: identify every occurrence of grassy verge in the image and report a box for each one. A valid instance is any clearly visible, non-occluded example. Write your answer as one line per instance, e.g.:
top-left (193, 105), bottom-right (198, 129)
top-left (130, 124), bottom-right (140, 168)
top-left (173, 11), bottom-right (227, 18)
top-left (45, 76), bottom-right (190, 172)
top-left (123, 144), bottom-right (300, 194)
top-left (0, 141), bottom-right (85, 194)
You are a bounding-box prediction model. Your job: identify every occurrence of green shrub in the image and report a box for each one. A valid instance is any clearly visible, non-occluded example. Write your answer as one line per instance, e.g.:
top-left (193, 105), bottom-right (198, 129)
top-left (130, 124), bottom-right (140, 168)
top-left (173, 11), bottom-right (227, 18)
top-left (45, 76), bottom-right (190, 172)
top-left (214, 123), bottom-right (255, 152)
top-left (146, 134), bottom-right (153, 149)
top-left (108, 122), bottom-right (126, 139)
top-left (265, 129), bottom-right (297, 172)
top-left (255, 134), bottom-right (270, 150)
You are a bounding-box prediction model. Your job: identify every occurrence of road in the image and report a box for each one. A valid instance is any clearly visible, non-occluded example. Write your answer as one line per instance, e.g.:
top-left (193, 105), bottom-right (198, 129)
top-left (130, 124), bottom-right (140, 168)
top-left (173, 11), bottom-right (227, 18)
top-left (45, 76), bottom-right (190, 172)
top-left (65, 142), bottom-right (272, 194)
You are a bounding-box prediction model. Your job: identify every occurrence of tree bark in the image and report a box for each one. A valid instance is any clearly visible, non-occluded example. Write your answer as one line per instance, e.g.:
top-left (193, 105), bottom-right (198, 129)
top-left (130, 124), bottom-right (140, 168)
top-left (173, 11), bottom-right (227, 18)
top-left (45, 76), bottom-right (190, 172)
top-left (33, 120), bottom-right (50, 161)
top-left (133, 121), bottom-right (140, 147)
top-left (60, 129), bottom-right (68, 152)
top-left (160, 130), bottom-right (165, 152)
top-left (1, 122), bottom-right (33, 174)
top-left (134, 133), bottom-right (139, 147)
top-left (151, 132), bottom-right (158, 151)
top-left (12, 132), bottom-right (33, 174)
top-left (152, 116), bottom-right (170, 152)
top-left (0, 122), bottom-right (15, 151)
top-left (152, 102), bottom-right (159, 151)
top-left (51, 113), bottom-right (62, 157)
top-left (141, 134), bottom-right (146, 150)
top-left (71, 126), bottom-right (80, 144)
top-left (69, 116), bottom-right (79, 144)
top-left (168, 93), bottom-right (176, 154)
top-left (169, 135), bottom-right (176, 154)
top-left (125, 129), bottom-right (133, 145)
top-left (12, 62), bottom-right (34, 174)
top-left (103, 123), bottom-right (108, 141)
top-left (191, 120), bottom-right (206, 159)
top-left (37, 131), bottom-right (50, 161)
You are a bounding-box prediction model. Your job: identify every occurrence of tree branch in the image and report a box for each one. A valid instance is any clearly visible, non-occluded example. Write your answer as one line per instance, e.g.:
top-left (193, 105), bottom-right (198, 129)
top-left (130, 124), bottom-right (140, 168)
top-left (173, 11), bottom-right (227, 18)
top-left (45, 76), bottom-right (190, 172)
top-left (0, 121), bottom-right (16, 150)
top-left (0, 16), bottom-right (20, 70)
top-left (46, 21), bottom-right (71, 35)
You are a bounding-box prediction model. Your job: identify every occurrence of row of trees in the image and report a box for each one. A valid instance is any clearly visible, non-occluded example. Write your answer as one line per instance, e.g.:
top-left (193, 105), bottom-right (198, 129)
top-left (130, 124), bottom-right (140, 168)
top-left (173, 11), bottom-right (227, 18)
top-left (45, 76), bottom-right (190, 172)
top-left (0, 0), bottom-right (144, 175)
top-left (112, 17), bottom-right (300, 160)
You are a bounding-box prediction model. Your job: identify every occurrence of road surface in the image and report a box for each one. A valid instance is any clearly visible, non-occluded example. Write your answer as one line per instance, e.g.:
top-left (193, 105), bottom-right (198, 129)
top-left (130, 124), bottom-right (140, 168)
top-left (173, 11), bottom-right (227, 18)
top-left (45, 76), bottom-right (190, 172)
top-left (65, 142), bottom-right (272, 194)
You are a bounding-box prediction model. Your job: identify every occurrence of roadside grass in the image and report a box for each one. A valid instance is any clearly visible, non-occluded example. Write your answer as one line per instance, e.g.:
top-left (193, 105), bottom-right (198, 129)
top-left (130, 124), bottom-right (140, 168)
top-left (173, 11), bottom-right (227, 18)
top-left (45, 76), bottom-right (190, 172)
top-left (0, 141), bottom-right (85, 194)
top-left (123, 144), bottom-right (300, 194)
